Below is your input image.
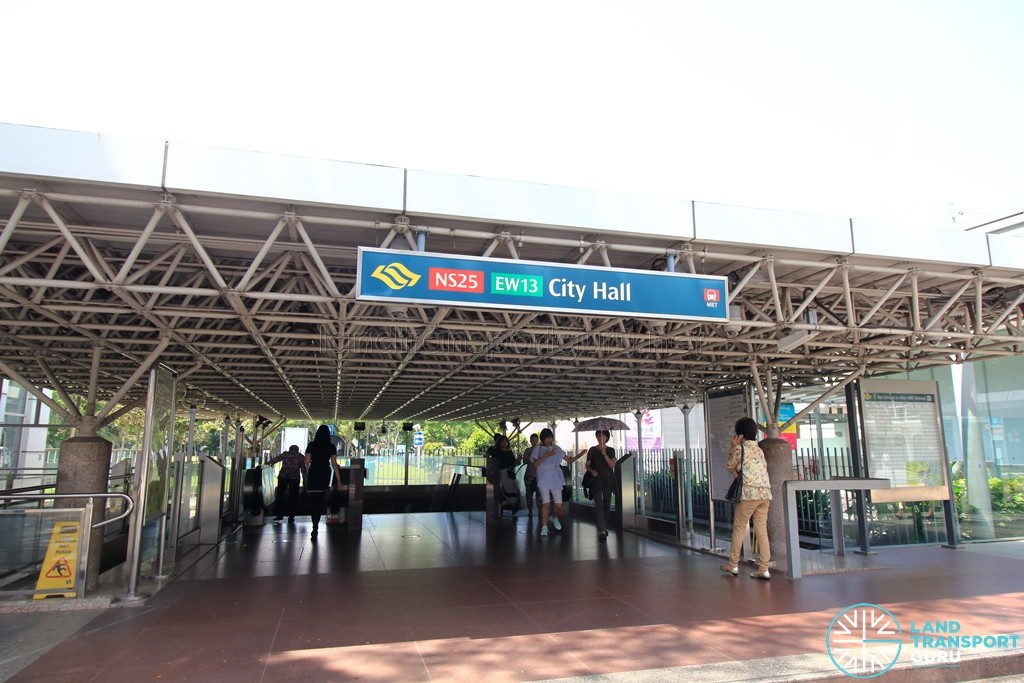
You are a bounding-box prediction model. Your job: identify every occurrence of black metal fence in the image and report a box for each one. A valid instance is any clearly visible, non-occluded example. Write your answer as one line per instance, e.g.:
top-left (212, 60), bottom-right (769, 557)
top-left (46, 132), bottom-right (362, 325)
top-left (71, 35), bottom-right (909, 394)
top-left (633, 445), bottom-right (951, 548)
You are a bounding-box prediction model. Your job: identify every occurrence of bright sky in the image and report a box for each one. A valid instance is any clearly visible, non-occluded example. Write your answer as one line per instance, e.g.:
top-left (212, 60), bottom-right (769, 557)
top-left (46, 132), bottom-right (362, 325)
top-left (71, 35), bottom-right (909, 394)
top-left (2, 0), bottom-right (1023, 228)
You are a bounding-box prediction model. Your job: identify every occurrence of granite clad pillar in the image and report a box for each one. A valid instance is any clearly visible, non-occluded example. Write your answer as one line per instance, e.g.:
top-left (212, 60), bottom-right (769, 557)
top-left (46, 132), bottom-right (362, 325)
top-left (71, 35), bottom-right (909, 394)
top-left (759, 437), bottom-right (793, 573)
top-left (56, 436), bottom-right (113, 591)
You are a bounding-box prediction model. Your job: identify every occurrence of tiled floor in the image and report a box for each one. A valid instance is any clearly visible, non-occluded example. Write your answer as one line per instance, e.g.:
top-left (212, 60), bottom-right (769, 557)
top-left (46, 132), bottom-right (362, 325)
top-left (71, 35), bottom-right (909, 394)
top-left (6, 512), bottom-right (1024, 682)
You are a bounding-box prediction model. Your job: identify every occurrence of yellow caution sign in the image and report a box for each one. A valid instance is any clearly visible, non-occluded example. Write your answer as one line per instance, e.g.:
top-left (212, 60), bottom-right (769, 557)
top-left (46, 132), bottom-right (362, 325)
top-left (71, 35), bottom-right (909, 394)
top-left (34, 521), bottom-right (80, 599)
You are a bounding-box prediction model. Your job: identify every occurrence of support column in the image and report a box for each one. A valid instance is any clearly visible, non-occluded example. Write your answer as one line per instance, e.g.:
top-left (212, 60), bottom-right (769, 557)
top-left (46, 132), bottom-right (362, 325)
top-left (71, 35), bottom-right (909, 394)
top-left (760, 437), bottom-right (793, 573)
top-left (56, 435), bottom-right (113, 591)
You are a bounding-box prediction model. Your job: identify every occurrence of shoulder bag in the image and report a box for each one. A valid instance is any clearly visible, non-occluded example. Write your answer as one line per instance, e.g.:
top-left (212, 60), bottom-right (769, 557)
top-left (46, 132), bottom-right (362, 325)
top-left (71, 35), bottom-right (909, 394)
top-left (725, 442), bottom-right (745, 503)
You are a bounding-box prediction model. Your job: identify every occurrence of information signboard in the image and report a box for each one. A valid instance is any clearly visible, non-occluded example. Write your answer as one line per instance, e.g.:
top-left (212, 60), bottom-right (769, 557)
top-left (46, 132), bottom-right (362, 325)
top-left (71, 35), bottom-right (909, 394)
top-left (356, 247), bottom-right (729, 321)
top-left (705, 386), bottom-right (752, 501)
top-left (860, 379), bottom-right (950, 503)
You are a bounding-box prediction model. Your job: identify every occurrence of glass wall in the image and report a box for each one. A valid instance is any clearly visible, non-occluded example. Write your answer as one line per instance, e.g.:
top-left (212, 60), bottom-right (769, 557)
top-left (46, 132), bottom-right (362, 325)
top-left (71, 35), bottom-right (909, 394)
top-left (896, 356), bottom-right (1024, 541)
top-left (6, 351), bottom-right (1023, 547)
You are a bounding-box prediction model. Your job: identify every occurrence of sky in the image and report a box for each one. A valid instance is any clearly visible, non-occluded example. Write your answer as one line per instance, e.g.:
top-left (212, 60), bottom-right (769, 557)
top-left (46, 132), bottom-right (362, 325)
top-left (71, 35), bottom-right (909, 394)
top-left (2, 0), bottom-right (1023, 228)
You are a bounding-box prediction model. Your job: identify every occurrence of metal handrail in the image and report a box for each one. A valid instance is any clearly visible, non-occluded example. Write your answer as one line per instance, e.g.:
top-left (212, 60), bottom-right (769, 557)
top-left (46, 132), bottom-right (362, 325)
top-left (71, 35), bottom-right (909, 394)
top-left (0, 482), bottom-right (58, 498)
top-left (0, 493), bottom-right (134, 529)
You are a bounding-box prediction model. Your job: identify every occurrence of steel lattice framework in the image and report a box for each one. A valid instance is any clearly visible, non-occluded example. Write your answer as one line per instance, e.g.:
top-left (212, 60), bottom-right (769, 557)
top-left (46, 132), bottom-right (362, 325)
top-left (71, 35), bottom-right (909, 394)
top-left (2, 175), bottom-right (1024, 425)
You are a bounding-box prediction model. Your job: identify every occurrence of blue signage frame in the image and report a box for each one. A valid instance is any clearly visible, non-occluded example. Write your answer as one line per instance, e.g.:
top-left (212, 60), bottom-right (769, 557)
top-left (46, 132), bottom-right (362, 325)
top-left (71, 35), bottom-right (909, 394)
top-left (356, 247), bottom-right (729, 321)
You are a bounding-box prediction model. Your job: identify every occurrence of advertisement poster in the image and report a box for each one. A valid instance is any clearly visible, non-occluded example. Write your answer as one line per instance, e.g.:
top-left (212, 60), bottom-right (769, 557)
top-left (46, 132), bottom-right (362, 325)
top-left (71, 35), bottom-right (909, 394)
top-left (626, 410), bottom-right (662, 450)
top-left (778, 402), bottom-right (798, 450)
top-left (860, 379), bottom-right (950, 503)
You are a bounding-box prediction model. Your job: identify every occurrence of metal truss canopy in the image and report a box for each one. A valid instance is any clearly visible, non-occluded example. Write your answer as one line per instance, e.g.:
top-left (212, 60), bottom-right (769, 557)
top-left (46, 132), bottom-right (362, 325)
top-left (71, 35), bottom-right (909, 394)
top-left (1, 175), bottom-right (1023, 426)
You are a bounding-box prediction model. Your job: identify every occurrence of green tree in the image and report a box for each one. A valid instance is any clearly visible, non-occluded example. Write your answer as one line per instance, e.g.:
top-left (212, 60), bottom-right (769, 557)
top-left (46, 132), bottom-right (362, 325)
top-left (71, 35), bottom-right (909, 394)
top-left (44, 393), bottom-right (74, 449)
top-left (461, 426), bottom-right (497, 455)
top-left (423, 420), bottom-right (475, 449)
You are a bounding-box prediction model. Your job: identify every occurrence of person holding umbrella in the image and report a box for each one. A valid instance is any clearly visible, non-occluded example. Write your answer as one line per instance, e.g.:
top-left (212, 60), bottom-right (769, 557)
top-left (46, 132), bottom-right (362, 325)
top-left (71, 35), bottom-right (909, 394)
top-left (531, 427), bottom-right (568, 536)
top-left (585, 429), bottom-right (617, 541)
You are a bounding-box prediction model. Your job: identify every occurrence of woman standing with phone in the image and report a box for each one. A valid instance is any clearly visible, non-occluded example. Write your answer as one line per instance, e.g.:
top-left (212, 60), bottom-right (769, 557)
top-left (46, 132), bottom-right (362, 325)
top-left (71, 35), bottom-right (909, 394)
top-left (720, 417), bottom-right (773, 580)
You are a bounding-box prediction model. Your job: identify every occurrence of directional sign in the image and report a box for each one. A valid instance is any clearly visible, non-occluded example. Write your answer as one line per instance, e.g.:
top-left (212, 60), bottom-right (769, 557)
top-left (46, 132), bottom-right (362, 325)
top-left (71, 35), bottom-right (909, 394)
top-left (356, 247), bottom-right (729, 321)
top-left (413, 431), bottom-right (424, 448)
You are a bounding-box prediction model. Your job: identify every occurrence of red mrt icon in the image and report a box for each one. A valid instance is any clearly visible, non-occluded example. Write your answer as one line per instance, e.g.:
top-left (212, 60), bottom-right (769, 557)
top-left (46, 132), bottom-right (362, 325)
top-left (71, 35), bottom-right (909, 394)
top-left (704, 288), bottom-right (720, 302)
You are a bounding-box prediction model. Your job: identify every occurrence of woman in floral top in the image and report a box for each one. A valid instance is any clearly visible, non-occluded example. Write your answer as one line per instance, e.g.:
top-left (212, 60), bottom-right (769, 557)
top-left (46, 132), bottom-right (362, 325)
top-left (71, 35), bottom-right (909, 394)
top-left (267, 444), bottom-right (306, 523)
top-left (720, 417), bottom-right (773, 580)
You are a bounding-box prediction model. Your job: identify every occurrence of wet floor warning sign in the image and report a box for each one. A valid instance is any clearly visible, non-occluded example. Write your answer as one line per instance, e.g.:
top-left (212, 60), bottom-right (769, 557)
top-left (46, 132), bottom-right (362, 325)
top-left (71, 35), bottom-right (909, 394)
top-left (34, 521), bottom-right (80, 598)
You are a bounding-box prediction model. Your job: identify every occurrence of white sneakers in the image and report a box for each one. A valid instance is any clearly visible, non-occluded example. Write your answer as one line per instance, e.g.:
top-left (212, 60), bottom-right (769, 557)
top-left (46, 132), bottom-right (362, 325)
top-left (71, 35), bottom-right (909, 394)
top-left (540, 517), bottom-right (564, 536)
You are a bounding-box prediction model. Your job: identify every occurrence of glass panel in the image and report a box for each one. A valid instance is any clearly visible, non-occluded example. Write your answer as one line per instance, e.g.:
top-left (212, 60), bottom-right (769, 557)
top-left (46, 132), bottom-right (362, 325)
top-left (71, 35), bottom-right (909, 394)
top-left (360, 449), bottom-right (482, 486)
top-left (0, 507), bottom-right (87, 599)
top-left (1, 382), bottom-right (27, 475)
top-left (136, 367), bottom-right (176, 575)
top-left (177, 449), bottom-right (200, 534)
top-left (901, 358), bottom-right (1024, 541)
top-left (638, 447), bottom-right (676, 521)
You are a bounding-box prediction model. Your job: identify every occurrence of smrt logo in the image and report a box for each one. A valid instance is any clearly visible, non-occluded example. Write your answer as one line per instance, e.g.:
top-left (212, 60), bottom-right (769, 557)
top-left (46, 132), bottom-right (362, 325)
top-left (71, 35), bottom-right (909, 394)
top-left (371, 262), bottom-right (421, 290)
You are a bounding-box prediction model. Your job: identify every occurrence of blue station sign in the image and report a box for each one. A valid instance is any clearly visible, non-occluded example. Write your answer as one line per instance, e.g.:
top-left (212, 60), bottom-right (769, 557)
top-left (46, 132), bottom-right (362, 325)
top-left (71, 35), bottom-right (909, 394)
top-left (356, 247), bottom-right (729, 321)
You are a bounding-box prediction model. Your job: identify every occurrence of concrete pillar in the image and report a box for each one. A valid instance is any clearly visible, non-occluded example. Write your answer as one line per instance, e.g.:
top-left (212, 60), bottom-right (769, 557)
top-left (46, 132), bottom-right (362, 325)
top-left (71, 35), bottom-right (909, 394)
top-left (55, 436), bottom-right (112, 591)
top-left (760, 437), bottom-right (793, 573)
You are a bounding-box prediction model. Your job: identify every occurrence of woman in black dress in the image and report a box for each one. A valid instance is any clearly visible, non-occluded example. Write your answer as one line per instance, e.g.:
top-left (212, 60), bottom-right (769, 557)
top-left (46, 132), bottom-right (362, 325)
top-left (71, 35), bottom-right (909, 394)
top-left (304, 424), bottom-right (338, 541)
top-left (585, 430), bottom-right (617, 541)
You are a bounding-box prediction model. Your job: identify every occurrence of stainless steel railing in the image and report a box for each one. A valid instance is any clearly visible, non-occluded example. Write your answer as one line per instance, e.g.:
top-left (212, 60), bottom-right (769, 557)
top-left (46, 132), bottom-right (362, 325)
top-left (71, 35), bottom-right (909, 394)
top-left (0, 492), bottom-right (134, 598)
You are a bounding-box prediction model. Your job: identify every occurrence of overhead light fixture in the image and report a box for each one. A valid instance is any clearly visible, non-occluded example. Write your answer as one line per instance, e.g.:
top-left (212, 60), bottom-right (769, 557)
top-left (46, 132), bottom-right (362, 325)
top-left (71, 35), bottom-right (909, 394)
top-left (290, 303), bottom-right (318, 335)
top-left (386, 305), bottom-right (408, 320)
top-left (777, 329), bottom-right (818, 353)
top-left (723, 304), bottom-right (744, 337)
top-left (676, 392), bottom-right (699, 413)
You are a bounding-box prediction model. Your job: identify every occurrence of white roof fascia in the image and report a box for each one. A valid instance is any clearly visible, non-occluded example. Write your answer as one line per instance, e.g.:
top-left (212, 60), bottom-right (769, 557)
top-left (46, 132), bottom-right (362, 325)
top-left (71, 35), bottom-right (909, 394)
top-left (405, 169), bottom-right (694, 239)
top-left (0, 122), bottom-right (165, 188)
top-left (851, 218), bottom-right (990, 267)
top-left (692, 201), bottom-right (853, 254)
top-left (987, 233), bottom-right (1024, 269)
top-left (163, 142), bottom-right (405, 212)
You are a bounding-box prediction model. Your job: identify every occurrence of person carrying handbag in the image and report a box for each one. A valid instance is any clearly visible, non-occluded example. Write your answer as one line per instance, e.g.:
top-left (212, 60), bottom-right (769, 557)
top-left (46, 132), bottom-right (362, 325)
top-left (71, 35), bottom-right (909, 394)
top-left (720, 417), bottom-right (773, 580)
top-left (266, 444), bottom-right (306, 523)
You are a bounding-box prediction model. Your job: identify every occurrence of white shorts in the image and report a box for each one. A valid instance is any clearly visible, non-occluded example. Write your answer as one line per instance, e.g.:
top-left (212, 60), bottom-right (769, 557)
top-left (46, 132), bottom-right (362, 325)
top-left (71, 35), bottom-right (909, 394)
top-left (538, 486), bottom-right (563, 505)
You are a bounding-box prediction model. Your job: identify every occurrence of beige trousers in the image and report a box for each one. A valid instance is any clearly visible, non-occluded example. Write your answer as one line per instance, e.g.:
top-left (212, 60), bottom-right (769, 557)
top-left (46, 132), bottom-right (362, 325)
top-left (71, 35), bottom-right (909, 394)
top-left (727, 498), bottom-right (771, 573)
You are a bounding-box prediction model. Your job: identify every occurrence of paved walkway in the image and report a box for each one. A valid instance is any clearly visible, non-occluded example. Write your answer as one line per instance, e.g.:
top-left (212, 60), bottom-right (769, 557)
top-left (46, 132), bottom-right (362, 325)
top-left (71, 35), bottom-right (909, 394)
top-left (3, 513), bottom-right (1023, 682)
